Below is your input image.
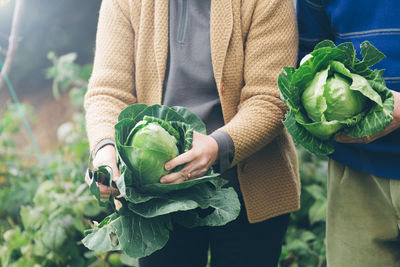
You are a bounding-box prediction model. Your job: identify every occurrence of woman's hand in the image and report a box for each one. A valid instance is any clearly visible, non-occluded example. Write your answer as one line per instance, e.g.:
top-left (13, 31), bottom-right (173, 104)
top-left (335, 90), bottom-right (400, 144)
top-left (85, 144), bottom-right (120, 199)
top-left (160, 131), bottom-right (219, 184)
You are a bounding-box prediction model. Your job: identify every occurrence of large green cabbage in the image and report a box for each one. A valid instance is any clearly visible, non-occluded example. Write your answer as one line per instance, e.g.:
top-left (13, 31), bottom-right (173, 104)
top-left (124, 120), bottom-right (179, 186)
top-left (278, 40), bottom-right (394, 154)
top-left (83, 104), bottom-right (240, 258)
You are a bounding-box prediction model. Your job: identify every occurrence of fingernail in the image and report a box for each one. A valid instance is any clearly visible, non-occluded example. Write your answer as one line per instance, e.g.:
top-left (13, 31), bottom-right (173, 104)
top-left (160, 178), bottom-right (167, 184)
top-left (165, 164), bottom-right (171, 171)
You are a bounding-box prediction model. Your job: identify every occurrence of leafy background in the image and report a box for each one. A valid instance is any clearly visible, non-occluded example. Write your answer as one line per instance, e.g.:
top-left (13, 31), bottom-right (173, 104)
top-left (0, 0), bottom-right (327, 266)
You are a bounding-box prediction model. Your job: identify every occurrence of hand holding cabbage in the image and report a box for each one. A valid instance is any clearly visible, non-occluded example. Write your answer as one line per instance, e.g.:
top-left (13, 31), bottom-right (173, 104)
top-left (161, 131), bottom-right (219, 184)
top-left (278, 40), bottom-right (394, 155)
top-left (85, 144), bottom-right (120, 199)
top-left (334, 89), bottom-right (400, 144)
top-left (83, 104), bottom-right (240, 258)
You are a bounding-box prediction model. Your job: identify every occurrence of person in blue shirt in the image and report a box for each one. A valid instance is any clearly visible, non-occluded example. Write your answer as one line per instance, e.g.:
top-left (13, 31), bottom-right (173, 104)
top-left (297, 0), bottom-right (400, 266)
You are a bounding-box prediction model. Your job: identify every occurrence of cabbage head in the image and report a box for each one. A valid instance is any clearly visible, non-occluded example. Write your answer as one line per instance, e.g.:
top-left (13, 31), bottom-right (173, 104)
top-left (83, 104), bottom-right (240, 259)
top-left (124, 120), bottom-right (179, 186)
top-left (278, 40), bottom-right (394, 154)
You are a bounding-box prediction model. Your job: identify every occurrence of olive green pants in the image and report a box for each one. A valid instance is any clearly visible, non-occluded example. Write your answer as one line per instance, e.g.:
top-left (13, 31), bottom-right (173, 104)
top-left (327, 159), bottom-right (400, 267)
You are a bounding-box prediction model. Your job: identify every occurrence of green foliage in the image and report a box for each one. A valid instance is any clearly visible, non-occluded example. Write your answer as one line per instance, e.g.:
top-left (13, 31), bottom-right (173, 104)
top-left (278, 41), bottom-right (394, 155)
top-left (0, 180), bottom-right (102, 267)
top-left (1, 50), bottom-right (330, 266)
top-left (280, 146), bottom-right (328, 267)
top-left (0, 0), bottom-right (101, 92)
top-left (0, 104), bottom-right (42, 234)
top-left (45, 51), bottom-right (92, 105)
top-left (116, 104), bottom-right (205, 188)
top-left (126, 121), bottom-right (180, 185)
top-left (0, 53), bottom-right (138, 267)
top-left (84, 104), bottom-right (240, 259)
top-left (0, 91), bottom-right (101, 267)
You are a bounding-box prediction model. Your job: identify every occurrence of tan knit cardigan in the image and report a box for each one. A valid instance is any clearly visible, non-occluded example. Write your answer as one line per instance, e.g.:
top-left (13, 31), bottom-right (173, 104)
top-left (84, 0), bottom-right (300, 223)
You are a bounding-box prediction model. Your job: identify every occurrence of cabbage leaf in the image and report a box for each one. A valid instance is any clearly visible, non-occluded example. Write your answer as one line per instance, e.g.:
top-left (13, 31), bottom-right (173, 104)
top-left (83, 104), bottom-right (240, 258)
top-left (278, 40), bottom-right (394, 155)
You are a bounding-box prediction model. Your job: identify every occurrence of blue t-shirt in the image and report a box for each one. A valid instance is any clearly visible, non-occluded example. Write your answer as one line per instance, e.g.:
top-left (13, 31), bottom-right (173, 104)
top-left (297, 0), bottom-right (400, 178)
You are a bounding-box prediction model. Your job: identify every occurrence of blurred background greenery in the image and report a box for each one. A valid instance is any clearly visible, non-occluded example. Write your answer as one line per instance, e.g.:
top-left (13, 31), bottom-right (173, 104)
top-left (0, 0), bottom-right (100, 95)
top-left (0, 0), bottom-right (327, 266)
top-left (0, 0), bottom-right (101, 151)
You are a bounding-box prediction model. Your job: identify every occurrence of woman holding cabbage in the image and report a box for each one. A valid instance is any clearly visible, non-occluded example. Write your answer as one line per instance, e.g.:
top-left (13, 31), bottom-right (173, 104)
top-left (84, 0), bottom-right (300, 266)
top-left (297, 0), bottom-right (400, 266)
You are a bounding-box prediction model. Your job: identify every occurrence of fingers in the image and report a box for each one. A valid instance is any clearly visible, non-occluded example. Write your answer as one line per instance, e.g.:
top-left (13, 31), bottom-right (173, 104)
top-left (160, 171), bottom-right (188, 184)
top-left (161, 156), bottom-right (212, 184)
top-left (164, 150), bottom-right (196, 172)
top-left (334, 135), bottom-right (355, 143)
top-left (93, 145), bottom-right (120, 180)
top-left (98, 183), bottom-right (120, 199)
top-left (161, 163), bottom-right (204, 184)
top-left (87, 144), bottom-right (121, 199)
top-left (86, 169), bottom-right (120, 199)
top-left (334, 134), bottom-right (374, 144)
top-left (161, 131), bottom-right (218, 184)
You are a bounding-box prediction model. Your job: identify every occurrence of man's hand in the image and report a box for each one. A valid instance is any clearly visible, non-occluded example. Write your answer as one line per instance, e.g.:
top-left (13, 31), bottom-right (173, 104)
top-left (160, 131), bottom-right (219, 184)
top-left (335, 90), bottom-right (400, 144)
top-left (85, 144), bottom-right (120, 199)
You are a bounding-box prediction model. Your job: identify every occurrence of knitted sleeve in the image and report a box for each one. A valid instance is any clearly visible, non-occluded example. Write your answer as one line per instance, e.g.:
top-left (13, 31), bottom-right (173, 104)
top-left (219, 0), bottom-right (298, 166)
top-left (84, 0), bottom-right (136, 152)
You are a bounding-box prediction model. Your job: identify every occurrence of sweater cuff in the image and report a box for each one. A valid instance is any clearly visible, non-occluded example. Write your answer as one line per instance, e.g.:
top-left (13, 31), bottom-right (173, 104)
top-left (210, 130), bottom-right (235, 173)
top-left (94, 139), bottom-right (116, 156)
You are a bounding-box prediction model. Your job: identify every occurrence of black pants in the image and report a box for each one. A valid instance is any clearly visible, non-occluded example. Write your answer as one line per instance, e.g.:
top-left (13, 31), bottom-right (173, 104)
top-left (139, 170), bottom-right (290, 267)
